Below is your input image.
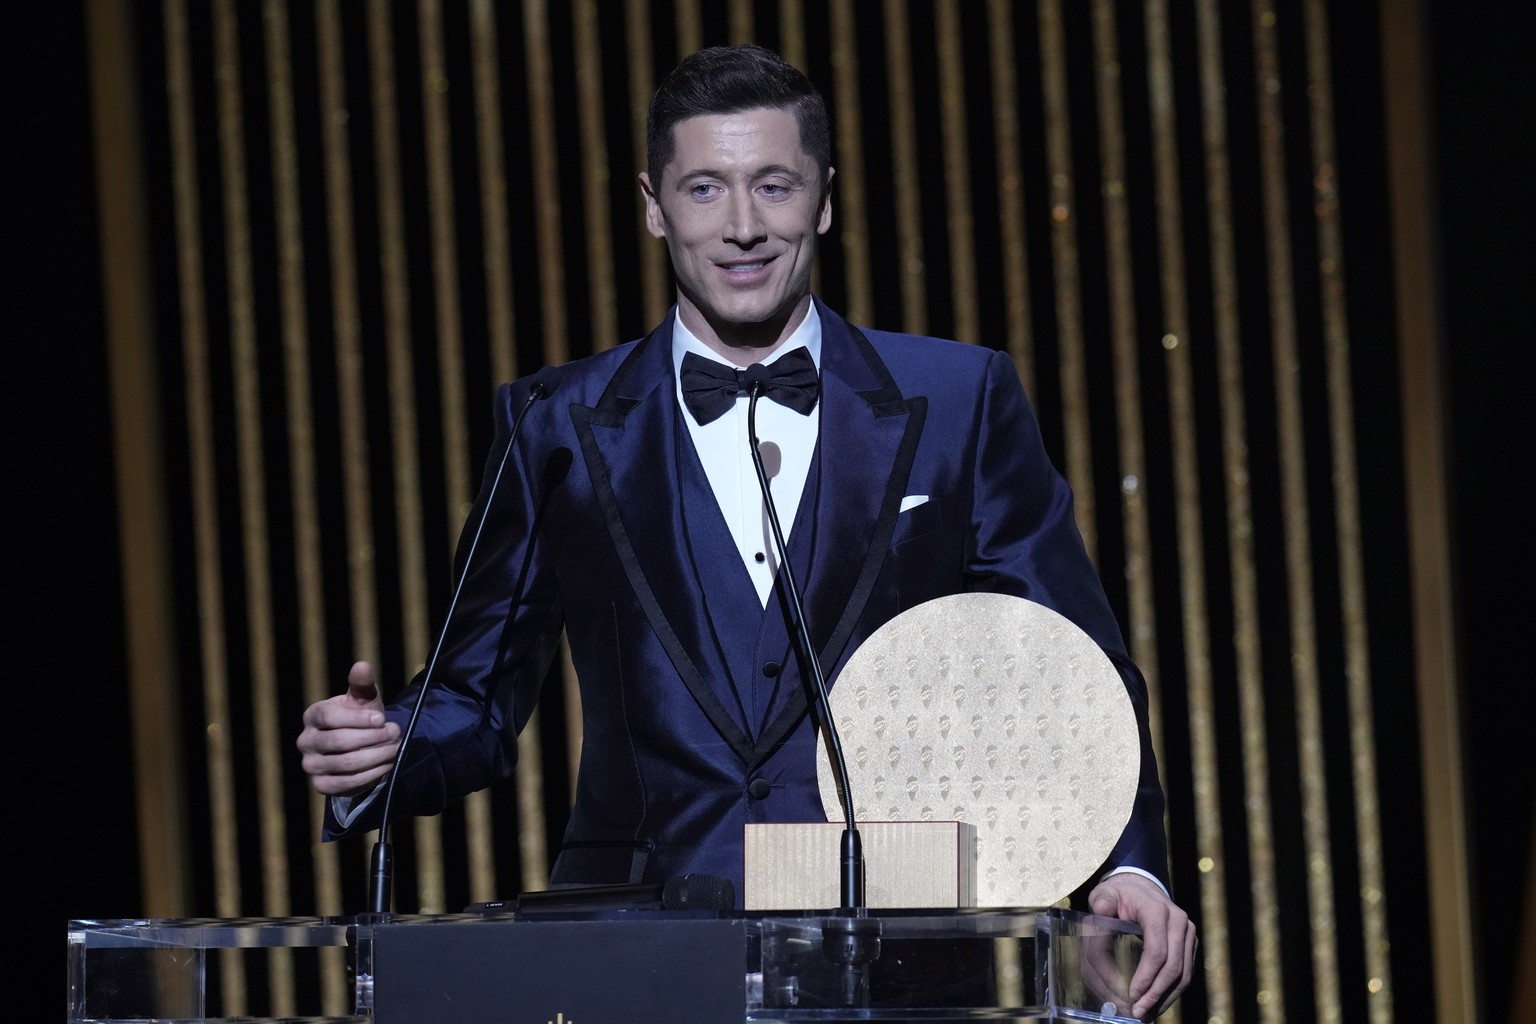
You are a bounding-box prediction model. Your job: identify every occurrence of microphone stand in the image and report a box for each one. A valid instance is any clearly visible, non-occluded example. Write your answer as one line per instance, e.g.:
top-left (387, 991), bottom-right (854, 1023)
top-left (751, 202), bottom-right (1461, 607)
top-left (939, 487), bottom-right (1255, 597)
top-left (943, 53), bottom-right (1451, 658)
top-left (368, 369), bottom-right (559, 914)
top-left (745, 369), bottom-right (881, 1006)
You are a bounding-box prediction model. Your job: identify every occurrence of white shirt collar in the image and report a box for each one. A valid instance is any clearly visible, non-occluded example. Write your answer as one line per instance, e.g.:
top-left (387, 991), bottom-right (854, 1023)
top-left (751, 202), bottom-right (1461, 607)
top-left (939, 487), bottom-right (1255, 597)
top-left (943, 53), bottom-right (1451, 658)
top-left (670, 303), bottom-right (823, 382)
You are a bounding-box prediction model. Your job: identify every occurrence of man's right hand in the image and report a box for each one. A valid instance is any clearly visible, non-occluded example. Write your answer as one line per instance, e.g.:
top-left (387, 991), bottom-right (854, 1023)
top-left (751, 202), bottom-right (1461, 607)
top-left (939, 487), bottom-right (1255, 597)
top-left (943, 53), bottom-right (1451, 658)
top-left (296, 660), bottom-right (401, 797)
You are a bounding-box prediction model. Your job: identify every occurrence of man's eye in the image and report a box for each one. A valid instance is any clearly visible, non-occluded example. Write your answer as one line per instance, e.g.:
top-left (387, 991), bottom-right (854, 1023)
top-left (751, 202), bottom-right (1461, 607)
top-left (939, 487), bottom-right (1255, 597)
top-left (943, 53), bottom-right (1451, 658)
top-left (689, 183), bottom-right (720, 199)
top-left (760, 183), bottom-right (788, 197)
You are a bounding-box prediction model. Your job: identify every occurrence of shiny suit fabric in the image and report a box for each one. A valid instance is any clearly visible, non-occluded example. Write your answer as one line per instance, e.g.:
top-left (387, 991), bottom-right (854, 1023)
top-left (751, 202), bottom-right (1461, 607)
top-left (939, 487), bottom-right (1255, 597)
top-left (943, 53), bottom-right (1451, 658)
top-left (325, 300), bottom-right (1169, 904)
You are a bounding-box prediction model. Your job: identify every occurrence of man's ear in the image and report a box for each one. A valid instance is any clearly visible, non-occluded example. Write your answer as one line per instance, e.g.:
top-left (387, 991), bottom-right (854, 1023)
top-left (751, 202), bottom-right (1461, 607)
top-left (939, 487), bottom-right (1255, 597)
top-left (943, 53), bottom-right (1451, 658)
top-left (639, 171), bottom-right (667, 239)
top-left (817, 166), bottom-right (836, 236)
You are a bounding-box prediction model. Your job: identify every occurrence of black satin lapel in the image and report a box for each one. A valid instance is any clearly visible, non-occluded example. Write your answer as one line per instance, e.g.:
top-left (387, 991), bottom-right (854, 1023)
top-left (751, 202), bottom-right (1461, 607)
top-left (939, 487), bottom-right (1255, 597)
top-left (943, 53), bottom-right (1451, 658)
top-left (675, 432), bottom-right (765, 730)
top-left (571, 330), bottom-right (757, 764)
top-left (805, 373), bottom-right (925, 670)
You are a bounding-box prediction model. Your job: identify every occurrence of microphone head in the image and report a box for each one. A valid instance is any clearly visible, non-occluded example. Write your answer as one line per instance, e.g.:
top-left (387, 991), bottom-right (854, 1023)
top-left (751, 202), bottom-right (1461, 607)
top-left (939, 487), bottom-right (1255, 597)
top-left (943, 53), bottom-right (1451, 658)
top-left (742, 363), bottom-right (774, 392)
top-left (661, 873), bottom-right (736, 912)
top-left (530, 365), bottom-right (562, 399)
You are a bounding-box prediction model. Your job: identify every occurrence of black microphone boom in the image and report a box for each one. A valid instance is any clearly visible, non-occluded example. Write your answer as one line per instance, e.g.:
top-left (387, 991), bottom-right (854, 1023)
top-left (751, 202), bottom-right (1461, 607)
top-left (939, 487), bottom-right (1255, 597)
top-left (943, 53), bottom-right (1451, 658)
top-left (744, 368), bottom-right (881, 1006)
top-left (742, 363), bottom-right (865, 910)
top-left (368, 366), bottom-right (561, 914)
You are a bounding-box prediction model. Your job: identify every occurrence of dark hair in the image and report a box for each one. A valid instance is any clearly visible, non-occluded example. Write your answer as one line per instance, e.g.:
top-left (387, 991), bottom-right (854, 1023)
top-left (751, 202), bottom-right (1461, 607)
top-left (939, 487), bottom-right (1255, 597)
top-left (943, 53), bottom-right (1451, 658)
top-left (646, 44), bottom-right (832, 187)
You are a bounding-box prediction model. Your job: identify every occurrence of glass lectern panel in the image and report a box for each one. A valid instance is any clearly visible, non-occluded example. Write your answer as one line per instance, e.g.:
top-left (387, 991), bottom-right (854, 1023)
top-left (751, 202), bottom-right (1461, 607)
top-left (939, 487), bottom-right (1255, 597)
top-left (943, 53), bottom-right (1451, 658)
top-left (68, 908), bottom-right (1144, 1023)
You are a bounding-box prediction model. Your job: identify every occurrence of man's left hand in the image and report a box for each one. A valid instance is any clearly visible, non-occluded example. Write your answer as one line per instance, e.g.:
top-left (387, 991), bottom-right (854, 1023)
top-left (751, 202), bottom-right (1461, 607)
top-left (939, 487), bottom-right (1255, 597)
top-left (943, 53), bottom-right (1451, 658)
top-left (1087, 872), bottom-right (1197, 1019)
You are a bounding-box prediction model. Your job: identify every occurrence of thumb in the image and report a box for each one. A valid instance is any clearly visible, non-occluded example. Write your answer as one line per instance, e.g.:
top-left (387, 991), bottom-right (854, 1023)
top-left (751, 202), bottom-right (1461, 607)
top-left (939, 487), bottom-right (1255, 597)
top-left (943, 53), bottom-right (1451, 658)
top-left (1089, 882), bottom-right (1121, 919)
top-left (346, 660), bottom-right (382, 708)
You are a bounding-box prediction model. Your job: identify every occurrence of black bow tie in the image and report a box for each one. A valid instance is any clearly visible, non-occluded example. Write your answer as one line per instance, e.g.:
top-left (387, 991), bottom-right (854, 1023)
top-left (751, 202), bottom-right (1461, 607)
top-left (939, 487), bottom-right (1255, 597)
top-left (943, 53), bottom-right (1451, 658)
top-left (679, 347), bottom-right (820, 425)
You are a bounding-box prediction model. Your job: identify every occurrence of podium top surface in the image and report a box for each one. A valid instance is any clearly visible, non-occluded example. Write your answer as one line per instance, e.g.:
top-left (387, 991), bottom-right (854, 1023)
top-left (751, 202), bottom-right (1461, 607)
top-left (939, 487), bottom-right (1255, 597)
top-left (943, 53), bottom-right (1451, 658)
top-left (69, 909), bottom-right (1146, 1024)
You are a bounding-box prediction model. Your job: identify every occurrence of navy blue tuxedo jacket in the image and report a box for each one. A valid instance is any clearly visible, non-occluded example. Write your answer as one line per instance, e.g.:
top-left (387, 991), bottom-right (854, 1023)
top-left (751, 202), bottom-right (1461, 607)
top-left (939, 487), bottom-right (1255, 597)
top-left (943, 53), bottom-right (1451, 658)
top-left (326, 300), bottom-right (1169, 904)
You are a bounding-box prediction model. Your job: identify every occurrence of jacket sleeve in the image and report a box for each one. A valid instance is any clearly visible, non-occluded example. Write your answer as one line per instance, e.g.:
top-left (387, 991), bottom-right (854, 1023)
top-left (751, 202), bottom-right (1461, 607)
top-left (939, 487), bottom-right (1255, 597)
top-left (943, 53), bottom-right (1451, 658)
top-left (964, 347), bottom-right (1171, 892)
top-left (324, 379), bottom-right (568, 840)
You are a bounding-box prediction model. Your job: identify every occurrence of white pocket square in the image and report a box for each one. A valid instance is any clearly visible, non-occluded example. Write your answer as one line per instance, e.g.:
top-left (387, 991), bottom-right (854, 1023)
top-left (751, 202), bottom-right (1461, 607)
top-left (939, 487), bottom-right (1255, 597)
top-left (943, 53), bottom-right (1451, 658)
top-left (899, 494), bottom-right (930, 513)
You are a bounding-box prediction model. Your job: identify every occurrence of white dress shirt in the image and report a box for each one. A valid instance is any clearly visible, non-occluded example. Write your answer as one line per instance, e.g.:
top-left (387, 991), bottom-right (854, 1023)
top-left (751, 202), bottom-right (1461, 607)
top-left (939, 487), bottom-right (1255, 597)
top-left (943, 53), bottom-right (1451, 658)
top-left (672, 307), bottom-right (822, 608)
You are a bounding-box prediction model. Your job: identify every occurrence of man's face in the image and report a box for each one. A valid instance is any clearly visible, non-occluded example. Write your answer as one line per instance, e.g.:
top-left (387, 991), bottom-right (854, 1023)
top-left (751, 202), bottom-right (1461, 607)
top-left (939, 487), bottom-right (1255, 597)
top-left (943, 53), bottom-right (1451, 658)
top-left (640, 106), bottom-right (833, 352)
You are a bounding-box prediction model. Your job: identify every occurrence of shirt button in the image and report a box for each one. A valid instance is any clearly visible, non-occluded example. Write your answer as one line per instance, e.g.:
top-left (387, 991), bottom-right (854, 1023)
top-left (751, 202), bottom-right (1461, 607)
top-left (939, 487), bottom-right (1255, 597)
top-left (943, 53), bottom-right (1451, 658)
top-left (754, 551), bottom-right (766, 563)
top-left (747, 777), bottom-right (773, 800)
top-left (762, 661), bottom-right (780, 677)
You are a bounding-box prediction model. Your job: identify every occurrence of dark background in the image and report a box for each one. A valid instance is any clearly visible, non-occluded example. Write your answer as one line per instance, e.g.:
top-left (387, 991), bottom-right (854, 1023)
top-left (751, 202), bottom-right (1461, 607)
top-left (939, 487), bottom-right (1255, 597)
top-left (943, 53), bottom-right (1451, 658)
top-left (42, 1), bottom-right (1529, 1019)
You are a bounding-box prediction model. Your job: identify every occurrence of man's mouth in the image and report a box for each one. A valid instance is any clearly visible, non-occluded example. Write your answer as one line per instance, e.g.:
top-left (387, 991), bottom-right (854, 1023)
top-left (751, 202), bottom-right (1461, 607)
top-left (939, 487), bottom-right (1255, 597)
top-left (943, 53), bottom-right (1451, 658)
top-left (717, 256), bottom-right (776, 274)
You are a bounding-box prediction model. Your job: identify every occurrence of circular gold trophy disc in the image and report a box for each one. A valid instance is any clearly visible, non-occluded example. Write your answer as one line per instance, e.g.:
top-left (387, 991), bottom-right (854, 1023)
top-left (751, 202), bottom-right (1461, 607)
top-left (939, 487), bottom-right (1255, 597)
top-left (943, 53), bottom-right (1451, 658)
top-left (818, 592), bottom-right (1141, 908)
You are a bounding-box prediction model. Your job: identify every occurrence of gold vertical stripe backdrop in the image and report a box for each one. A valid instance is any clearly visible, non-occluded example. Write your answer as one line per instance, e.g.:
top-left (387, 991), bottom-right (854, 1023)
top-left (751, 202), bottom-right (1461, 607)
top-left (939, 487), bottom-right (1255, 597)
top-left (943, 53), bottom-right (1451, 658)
top-left (934, 1), bottom-right (978, 347)
top-left (987, 0), bottom-right (1036, 398)
top-left (772, 9), bottom-right (829, 481)
top-left (465, 3), bottom-right (529, 895)
top-left (162, 0), bottom-right (247, 1011)
top-left (1037, 0), bottom-right (1097, 561)
top-left (1088, 0), bottom-right (1161, 748)
top-left (105, 1), bottom-right (1462, 1018)
top-left (624, 0), bottom-right (670, 328)
top-left (567, 0), bottom-right (612, 813)
top-left (470, 0), bottom-right (518, 386)
top-left (87, 0), bottom-right (191, 922)
top-left (883, 0), bottom-right (927, 334)
top-left (828, 1), bottom-right (872, 326)
top-left (1249, 3), bottom-right (1342, 1020)
top-left (1300, 0), bottom-right (1394, 1014)
top-left (1194, 1), bottom-right (1287, 1020)
top-left (1083, 11), bottom-right (1189, 1001)
top-left (675, 0), bottom-right (702, 63)
top-left (779, 0), bottom-right (815, 302)
top-left (778, 1), bottom-right (807, 76)
top-left (729, 0), bottom-right (754, 44)
top-left (1142, 2), bottom-right (1235, 1019)
top-left (1090, 12), bottom-right (1171, 1021)
top-left (522, 0), bottom-right (569, 368)
top-left (261, 0), bottom-right (340, 1009)
top-left (311, 3), bottom-right (368, 1012)
top-left (1378, 0), bottom-right (1476, 1017)
top-left (364, 0), bottom-right (446, 915)
top-left (516, 0), bottom-right (587, 806)
top-left (573, 0), bottom-right (619, 352)
top-left (209, 4), bottom-right (297, 986)
top-left (465, 0), bottom-right (551, 899)
top-left (416, 0), bottom-right (495, 907)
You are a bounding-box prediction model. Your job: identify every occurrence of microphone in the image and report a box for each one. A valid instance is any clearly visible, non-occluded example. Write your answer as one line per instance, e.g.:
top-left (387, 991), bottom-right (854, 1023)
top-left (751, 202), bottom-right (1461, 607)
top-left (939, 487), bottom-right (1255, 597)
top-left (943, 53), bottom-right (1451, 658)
top-left (368, 366), bottom-right (562, 914)
top-left (465, 873), bottom-right (737, 915)
top-left (744, 365), bottom-right (881, 1005)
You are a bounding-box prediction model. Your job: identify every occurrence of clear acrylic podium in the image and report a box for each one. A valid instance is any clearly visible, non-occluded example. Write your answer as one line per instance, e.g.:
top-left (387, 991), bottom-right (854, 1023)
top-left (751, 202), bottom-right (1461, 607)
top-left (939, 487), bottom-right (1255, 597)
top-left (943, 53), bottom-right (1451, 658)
top-left (68, 906), bottom-right (1147, 1022)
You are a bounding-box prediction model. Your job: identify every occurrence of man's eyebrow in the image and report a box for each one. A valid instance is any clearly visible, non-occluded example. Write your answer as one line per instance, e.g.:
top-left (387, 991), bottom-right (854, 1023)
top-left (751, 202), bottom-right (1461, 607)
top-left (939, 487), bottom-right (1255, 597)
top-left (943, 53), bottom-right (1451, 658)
top-left (752, 164), bottom-right (809, 184)
top-left (673, 165), bottom-right (810, 187)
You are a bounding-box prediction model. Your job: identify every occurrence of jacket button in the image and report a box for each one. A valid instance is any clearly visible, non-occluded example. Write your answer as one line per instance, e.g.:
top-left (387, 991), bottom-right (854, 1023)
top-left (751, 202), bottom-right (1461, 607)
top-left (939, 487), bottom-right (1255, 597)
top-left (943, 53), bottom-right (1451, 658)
top-left (747, 777), bottom-right (773, 800)
top-left (762, 661), bottom-right (781, 677)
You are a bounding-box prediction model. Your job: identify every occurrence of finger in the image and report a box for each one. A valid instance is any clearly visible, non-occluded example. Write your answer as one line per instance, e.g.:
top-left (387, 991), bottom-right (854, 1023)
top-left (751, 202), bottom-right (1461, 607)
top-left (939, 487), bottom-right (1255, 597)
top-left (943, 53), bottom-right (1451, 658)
top-left (1127, 909), bottom-right (1170, 1004)
top-left (300, 698), bottom-right (392, 733)
top-left (300, 735), bottom-right (399, 791)
top-left (346, 660), bottom-right (382, 706)
top-left (1078, 933), bottom-right (1134, 1011)
top-left (1087, 883), bottom-right (1120, 919)
top-left (299, 729), bottom-right (395, 768)
top-left (1136, 917), bottom-right (1198, 1019)
top-left (301, 721), bottom-right (399, 755)
top-left (307, 760), bottom-right (392, 797)
top-left (1132, 914), bottom-right (1192, 1019)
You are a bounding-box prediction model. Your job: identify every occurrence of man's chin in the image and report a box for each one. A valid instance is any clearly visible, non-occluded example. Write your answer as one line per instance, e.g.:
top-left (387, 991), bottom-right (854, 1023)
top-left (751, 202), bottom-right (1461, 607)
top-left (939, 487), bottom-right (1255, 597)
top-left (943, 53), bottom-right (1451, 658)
top-left (701, 302), bottom-right (790, 332)
top-left (680, 288), bottom-right (810, 346)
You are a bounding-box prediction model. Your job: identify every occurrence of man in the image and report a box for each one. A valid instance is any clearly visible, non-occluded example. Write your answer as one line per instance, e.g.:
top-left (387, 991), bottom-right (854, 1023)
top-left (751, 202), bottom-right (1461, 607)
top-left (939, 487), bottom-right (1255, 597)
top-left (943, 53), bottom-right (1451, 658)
top-left (298, 43), bottom-right (1194, 1018)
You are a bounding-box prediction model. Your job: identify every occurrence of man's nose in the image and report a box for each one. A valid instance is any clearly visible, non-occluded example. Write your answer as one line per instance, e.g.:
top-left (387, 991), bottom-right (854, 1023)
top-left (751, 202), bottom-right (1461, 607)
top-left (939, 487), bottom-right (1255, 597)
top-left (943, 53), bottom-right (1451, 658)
top-left (723, 191), bottom-right (766, 246)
